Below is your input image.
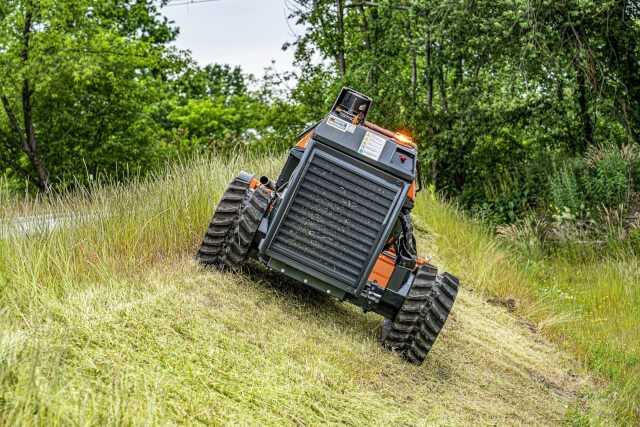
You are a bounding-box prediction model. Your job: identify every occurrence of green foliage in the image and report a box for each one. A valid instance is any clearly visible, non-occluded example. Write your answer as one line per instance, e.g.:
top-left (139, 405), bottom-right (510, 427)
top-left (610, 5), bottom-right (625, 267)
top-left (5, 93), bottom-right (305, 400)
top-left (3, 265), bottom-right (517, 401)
top-left (633, 159), bottom-right (640, 193)
top-left (165, 65), bottom-right (309, 156)
top-left (630, 228), bottom-right (640, 255)
top-left (549, 161), bottom-right (587, 217)
top-left (0, 3), bottom-right (309, 192)
top-left (288, 0), bottom-right (639, 224)
top-left (167, 97), bottom-right (257, 149)
top-left (0, 0), bottom-right (185, 190)
top-left (549, 145), bottom-right (636, 218)
top-left (470, 174), bottom-right (533, 225)
top-left (175, 64), bottom-right (248, 99)
top-left (588, 147), bottom-right (629, 207)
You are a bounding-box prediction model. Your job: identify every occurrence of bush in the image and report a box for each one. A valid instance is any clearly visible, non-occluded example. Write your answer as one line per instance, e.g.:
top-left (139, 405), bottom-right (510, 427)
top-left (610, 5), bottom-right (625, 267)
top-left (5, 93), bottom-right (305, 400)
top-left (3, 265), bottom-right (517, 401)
top-left (585, 144), bottom-right (630, 208)
top-left (549, 160), bottom-right (587, 217)
top-left (630, 228), bottom-right (640, 255)
top-left (631, 153), bottom-right (640, 193)
top-left (549, 145), bottom-right (636, 218)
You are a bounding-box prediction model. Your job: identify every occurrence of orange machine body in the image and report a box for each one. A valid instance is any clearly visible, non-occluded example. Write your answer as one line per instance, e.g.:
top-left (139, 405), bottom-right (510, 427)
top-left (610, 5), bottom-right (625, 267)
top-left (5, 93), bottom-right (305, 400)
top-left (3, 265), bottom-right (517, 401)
top-left (367, 250), bottom-right (397, 288)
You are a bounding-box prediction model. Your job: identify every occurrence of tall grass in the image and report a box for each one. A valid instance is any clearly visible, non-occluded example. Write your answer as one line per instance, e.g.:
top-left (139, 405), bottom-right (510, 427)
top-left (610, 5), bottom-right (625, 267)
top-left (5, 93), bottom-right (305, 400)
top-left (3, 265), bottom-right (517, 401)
top-left (414, 194), bottom-right (640, 424)
top-left (0, 155), bottom-right (281, 310)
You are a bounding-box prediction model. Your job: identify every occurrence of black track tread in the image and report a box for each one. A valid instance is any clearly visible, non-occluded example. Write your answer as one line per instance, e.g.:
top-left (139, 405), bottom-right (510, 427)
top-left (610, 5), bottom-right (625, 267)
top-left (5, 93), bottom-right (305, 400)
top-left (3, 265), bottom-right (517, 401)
top-left (404, 272), bottom-right (459, 365)
top-left (221, 186), bottom-right (271, 270)
top-left (196, 175), bottom-right (252, 266)
top-left (381, 264), bottom-right (438, 352)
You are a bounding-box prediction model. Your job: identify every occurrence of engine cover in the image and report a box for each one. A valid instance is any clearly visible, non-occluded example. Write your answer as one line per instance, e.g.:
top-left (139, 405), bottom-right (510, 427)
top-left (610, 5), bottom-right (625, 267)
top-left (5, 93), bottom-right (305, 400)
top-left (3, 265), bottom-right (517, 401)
top-left (261, 138), bottom-right (410, 296)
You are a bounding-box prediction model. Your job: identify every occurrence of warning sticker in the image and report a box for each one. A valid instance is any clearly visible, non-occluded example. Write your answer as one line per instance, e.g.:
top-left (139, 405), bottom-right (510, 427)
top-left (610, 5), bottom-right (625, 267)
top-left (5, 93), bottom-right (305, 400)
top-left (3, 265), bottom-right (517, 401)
top-left (358, 131), bottom-right (386, 161)
top-left (327, 115), bottom-right (356, 133)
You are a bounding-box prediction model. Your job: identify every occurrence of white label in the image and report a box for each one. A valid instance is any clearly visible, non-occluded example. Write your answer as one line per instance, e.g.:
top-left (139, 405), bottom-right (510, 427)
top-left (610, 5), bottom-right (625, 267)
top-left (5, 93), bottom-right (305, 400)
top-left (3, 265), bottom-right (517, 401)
top-left (327, 115), bottom-right (356, 133)
top-left (358, 131), bottom-right (386, 161)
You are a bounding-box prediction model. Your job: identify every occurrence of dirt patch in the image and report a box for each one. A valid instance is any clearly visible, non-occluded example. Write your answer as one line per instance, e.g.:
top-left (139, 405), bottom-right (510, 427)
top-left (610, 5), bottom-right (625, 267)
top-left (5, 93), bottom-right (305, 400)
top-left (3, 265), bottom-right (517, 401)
top-left (487, 296), bottom-right (519, 312)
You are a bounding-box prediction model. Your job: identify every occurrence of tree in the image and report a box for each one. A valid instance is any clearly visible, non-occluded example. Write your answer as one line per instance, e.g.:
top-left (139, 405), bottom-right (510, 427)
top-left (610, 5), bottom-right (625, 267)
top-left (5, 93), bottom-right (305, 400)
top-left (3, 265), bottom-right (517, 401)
top-left (287, 0), bottom-right (639, 220)
top-left (0, 0), bottom-right (180, 191)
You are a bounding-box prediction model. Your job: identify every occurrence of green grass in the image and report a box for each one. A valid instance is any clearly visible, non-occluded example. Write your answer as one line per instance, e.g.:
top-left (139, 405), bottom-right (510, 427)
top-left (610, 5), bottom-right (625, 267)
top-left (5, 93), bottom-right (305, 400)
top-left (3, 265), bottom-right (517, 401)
top-left (0, 155), bottom-right (629, 425)
top-left (414, 196), bottom-right (640, 424)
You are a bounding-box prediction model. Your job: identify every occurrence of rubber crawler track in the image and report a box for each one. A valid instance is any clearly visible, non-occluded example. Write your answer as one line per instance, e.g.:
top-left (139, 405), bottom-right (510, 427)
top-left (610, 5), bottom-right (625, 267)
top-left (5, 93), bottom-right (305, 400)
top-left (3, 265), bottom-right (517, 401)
top-left (382, 265), bottom-right (459, 365)
top-left (222, 186), bottom-right (271, 269)
top-left (196, 175), bottom-right (252, 266)
top-left (382, 264), bottom-right (438, 352)
top-left (404, 273), bottom-right (459, 364)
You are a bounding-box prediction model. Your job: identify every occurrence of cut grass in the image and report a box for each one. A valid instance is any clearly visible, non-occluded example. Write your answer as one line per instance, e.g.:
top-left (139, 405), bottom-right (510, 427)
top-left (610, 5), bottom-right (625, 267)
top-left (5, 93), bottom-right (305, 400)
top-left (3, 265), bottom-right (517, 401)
top-left (0, 154), bottom-right (626, 425)
top-left (0, 261), bottom-right (590, 425)
top-left (414, 195), bottom-right (639, 424)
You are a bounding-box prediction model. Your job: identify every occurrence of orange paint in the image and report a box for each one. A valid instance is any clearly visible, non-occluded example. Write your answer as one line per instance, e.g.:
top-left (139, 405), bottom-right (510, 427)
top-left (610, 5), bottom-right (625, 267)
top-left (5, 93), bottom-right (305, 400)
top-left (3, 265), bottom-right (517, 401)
top-left (249, 177), bottom-right (260, 190)
top-left (364, 121), bottom-right (395, 139)
top-left (394, 131), bottom-right (417, 149)
top-left (368, 251), bottom-right (396, 288)
top-left (295, 131), bottom-right (313, 149)
top-left (407, 180), bottom-right (417, 201)
top-left (364, 122), bottom-right (417, 149)
top-left (416, 257), bottom-right (431, 266)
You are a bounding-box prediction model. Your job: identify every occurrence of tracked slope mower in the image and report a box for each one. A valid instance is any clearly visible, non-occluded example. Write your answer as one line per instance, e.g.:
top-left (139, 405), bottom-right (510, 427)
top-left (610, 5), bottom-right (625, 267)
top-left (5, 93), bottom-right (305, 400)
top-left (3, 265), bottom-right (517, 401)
top-left (197, 88), bottom-right (459, 364)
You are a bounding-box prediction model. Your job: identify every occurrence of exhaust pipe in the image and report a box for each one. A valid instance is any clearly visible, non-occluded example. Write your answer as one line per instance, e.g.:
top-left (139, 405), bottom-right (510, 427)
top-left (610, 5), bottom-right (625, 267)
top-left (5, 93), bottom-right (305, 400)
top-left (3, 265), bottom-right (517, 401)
top-left (260, 176), bottom-right (276, 191)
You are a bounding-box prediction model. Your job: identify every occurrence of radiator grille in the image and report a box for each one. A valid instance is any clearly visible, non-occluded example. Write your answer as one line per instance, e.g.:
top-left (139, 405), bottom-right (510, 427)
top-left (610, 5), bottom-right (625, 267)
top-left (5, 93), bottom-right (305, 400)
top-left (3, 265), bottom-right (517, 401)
top-left (269, 149), bottom-right (402, 289)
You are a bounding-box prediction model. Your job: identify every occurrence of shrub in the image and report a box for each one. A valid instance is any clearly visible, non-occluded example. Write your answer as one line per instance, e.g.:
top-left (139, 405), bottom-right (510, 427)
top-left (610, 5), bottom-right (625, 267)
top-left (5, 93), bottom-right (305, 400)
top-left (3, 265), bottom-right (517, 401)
top-left (549, 145), bottom-right (637, 219)
top-left (467, 169), bottom-right (534, 225)
top-left (630, 228), bottom-right (640, 255)
top-left (585, 144), bottom-right (630, 208)
top-left (548, 160), bottom-right (586, 217)
top-left (630, 151), bottom-right (640, 193)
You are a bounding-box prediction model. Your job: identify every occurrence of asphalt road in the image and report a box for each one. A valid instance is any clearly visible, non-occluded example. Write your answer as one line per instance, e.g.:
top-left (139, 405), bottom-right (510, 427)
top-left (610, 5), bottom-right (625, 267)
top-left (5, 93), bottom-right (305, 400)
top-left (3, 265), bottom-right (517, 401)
top-left (0, 214), bottom-right (87, 239)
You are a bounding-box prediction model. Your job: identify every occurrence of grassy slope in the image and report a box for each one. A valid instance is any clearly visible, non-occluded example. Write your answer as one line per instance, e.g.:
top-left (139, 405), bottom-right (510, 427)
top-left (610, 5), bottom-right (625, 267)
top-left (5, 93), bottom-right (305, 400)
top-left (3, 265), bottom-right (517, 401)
top-left (414, 197), bottom-right (639, 424)
top-left (0, 156), bottom-right (620, 425)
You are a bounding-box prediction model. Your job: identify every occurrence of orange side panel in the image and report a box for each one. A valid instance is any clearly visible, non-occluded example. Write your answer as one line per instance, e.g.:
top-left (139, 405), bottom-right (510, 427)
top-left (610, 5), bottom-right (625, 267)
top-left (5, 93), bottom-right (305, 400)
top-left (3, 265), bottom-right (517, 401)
top-left (408, 180), bottom-right (417, 201)
top-left (368, 252), bottom-right (396, 288)
top-left (364, 121), bottom-right (395, 139)
top-left (394, 132), bottom-right (416, 149)
top-left (295, 131), bottom-right (313, 149)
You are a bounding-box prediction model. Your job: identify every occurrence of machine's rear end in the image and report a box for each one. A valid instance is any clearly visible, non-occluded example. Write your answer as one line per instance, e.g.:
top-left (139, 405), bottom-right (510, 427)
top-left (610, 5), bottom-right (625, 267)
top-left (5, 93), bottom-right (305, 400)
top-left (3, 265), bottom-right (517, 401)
top-left (197, 88), bottom-right (459, 365)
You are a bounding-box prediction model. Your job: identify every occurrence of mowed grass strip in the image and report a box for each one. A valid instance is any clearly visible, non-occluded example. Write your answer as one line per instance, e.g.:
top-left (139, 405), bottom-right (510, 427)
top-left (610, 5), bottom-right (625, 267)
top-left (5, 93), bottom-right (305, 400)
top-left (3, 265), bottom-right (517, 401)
top-left (0, 259), bottom-right (588, 425)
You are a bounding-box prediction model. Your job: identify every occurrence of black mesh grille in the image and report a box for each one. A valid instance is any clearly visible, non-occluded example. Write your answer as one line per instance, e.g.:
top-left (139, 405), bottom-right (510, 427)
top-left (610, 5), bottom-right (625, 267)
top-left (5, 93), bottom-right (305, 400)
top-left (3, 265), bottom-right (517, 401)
top-left (269, 149), bottom-right (402, 289)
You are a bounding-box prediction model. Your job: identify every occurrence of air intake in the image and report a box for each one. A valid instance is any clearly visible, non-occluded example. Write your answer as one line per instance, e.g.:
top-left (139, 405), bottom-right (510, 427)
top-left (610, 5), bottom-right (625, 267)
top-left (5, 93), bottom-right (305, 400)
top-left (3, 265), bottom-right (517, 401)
top-left (266, 144), bottom-right (404, 292)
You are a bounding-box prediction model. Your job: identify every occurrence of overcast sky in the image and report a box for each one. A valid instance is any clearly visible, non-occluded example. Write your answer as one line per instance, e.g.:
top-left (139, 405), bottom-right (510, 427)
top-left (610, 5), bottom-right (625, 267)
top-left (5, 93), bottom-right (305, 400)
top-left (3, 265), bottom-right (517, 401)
top-left (162, 0), bottom-right (302, 77)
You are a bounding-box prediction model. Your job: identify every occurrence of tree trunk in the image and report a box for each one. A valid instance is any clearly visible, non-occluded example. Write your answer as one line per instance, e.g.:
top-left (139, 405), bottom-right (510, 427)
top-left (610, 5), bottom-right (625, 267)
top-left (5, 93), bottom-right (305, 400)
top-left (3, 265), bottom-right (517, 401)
top-left (454, 58), bottom-right (463, 87)
top-left (424, 30), bottom-right (433, 112)
top-left (369, 7), bottom-right (379, 85)
top-left (19, 6), bottom-right (50, 191)
top-left (22, 78), bottom-right (49, 191)
top-left (406, 11), bottom-right (417, 105)
top-left (358, 3), bottom-right (370, 50)
top-left (411, 50), bottom-right (417, 105)
top-left (575, 62), bottom-right (594, 153)
top-left (335, 0), bottom-right (346, 77)
top-left (438, 64), bottom-right (448, 113)
top-left (622, 17), bottom-right (639, 141)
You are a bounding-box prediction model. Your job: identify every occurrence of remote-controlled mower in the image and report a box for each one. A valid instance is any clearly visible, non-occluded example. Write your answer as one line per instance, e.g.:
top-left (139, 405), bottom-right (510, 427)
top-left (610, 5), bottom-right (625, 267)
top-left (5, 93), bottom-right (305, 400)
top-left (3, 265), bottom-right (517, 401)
top-left (197, 88), bottom-right (459, 364)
